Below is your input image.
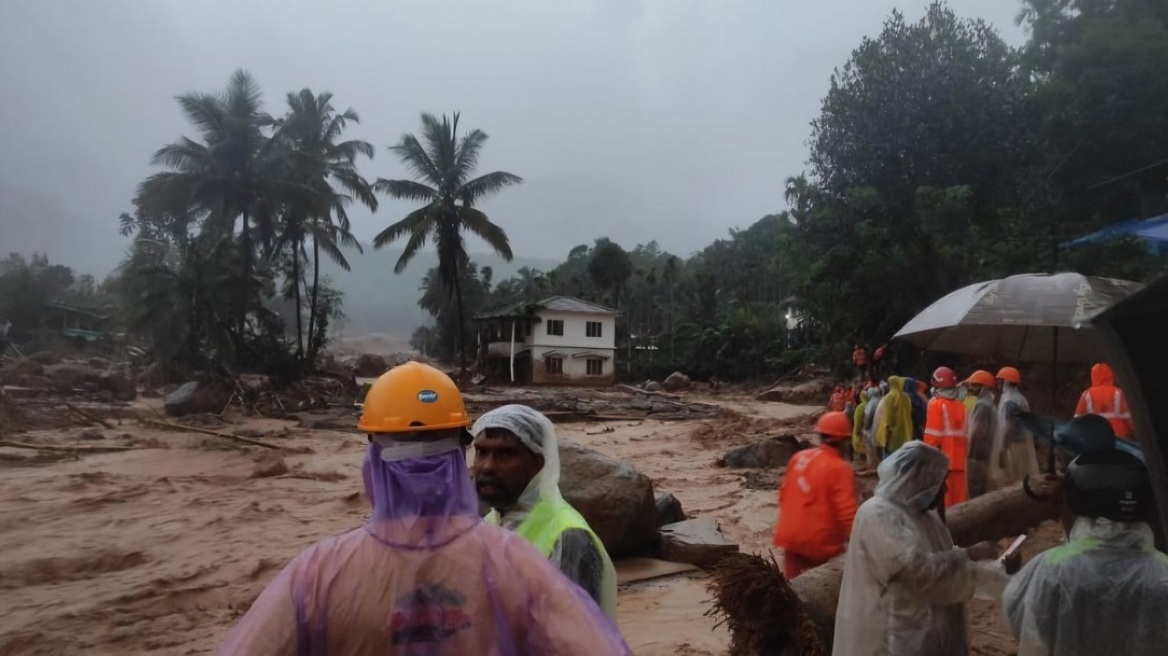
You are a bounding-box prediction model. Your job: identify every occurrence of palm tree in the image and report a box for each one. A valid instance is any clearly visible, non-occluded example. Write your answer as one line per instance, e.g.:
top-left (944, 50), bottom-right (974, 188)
top-left (136, 69), bottom-right (290, 334)
top-left (373, 112), bottom-right (522, 372)
top-left (273, 89), bottom-right (377, 361)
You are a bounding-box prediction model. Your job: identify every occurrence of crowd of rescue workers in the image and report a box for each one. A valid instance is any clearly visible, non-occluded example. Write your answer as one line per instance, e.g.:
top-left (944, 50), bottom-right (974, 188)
top-left (213, 358), bottom-right (1165, 656)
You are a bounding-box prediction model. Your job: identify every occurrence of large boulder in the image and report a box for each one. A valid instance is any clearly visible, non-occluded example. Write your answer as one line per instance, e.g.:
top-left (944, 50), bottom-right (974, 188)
top-left (43, 363), bottom-right (103, 392)
top-left (0, 358), bottom-right (44, 384)
top-left (138, 362), bottom-right (168, 390)
top-left (721, 436), bottom-right (807, 469)
top-left (658, 518), bottom-right (739, 568)
top-left (26, 351), bottom-right (61, 365)
top-left (775, 378), bottom-right (831, 403)
top-left (353, 354), bottom-right (388, 378)
top-left (662, 371), bottom-right (692, 392)
top-left (164, 382), bottom-right (229, 417)
top-left (754, 387), bottom-right (785, 402)
top-left (100, 372), bottom-right (137, 402)
top-left (559, 440), bottom-right (658, 557)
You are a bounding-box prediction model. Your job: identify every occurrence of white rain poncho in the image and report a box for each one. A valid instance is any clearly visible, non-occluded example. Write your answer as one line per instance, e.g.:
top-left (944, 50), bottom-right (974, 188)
top-left (472, 405), bottom-right (618, 619)
top-left (990, 382), bottom-right (1040, 490)
top-left (862, 386), bottom-right (885, 467)
top-left (965, 389), bottom-right (1000, 499)
top-left (1003, 516), bottom-right (1168, 655)
top-left (833, 441), bottom-right (1006, 656)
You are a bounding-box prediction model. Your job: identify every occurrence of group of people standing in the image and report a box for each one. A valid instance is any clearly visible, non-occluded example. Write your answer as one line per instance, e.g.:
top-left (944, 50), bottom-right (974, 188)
top-left (836, 365), bottom-right (1041, 506)
top-left (775, 359), bottom-right (1165, 655)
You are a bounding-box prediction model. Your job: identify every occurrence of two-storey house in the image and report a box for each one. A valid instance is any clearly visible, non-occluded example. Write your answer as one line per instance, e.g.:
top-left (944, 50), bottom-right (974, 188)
top-left (474, 296), bottom-right (618, 385)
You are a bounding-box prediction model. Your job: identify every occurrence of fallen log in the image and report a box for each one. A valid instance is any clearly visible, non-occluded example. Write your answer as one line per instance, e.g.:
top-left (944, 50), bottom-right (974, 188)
top-left (710, 476), bottom-right (1064, 652)
top-left (140, 418), bottom-right (282, 449)
top-left (65, 403), bottom-right (115, 430)
top-left (0, 440), bottom-right (137, 453)
top-left (616, 384), bottom-right (681, 400)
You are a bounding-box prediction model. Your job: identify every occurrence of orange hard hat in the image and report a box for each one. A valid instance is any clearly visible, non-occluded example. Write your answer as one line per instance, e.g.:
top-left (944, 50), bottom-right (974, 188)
top-left (996, 366), bottom-right (1022, 384)
top-left (932, 366), bottom-right (958, 389)
top-left (815, 411), bottom-right (853, 440)
top-left (965, 370), bottom-right (995, 388)
top-left (357, 361), bottom-right (471, 434)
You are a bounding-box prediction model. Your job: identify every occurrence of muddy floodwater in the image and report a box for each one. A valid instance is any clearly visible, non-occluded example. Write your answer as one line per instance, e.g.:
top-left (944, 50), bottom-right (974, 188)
top-left (0, 395), bottom-right (1055, 655)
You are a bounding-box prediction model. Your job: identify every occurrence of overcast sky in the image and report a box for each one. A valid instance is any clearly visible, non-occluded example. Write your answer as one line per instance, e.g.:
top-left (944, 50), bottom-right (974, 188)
top-left (0, 0), bottom-right (1027, 277)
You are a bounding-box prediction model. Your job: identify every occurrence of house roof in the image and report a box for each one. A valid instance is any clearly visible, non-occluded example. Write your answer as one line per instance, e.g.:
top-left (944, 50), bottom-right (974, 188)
top-left (474, 295), bottom-right (618, 321)
top-left (537, 295), bottom-right (618, 315)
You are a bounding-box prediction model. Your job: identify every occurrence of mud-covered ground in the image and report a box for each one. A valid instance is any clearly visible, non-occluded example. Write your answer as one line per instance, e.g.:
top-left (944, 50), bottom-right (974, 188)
top-left (0, 394), bottom-right (1056, 655)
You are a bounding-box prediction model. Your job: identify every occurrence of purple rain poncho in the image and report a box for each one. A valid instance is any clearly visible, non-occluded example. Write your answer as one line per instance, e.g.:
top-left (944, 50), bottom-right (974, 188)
top-left (219, 442), bottom-right (630, 656)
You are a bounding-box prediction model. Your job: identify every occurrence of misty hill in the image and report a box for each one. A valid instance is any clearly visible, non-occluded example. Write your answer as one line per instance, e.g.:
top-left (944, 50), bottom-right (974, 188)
top-left (322, 247), bottom-right (559, 338)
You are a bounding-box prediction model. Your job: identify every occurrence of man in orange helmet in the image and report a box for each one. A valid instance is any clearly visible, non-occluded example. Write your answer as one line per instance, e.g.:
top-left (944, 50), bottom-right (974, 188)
top-left (773, 411), bottom-right (859, 579)
top-left (924, 366), bottom-right (969, 508)
top-left (992, 366), bottom-right (1040, 490)
top-left (1074, 362), bottom-right (1133, 440)
top-left (221, 362), bottom-right (629, 655)
top-left (963, 370), bottom-right (999, 499)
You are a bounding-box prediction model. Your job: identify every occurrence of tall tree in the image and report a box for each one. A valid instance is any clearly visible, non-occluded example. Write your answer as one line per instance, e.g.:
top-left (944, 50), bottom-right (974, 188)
top-left (1021, 0), bottom-right (1168, 226)
top-left (373, 112), bottom-right (521, 372)
top-left (136, 69), bottom-right (291, 335)
top-left (274, 89), bottom-right (376, 361)
top-left (789, 3), bottom-right (1039, 344)
top-left (586, 238), bottom-right (633, 308)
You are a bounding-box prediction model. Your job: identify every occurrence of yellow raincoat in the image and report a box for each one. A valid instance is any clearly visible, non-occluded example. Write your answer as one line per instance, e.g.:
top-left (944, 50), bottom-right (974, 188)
top-left (876, 376), bottom-right (914, 454)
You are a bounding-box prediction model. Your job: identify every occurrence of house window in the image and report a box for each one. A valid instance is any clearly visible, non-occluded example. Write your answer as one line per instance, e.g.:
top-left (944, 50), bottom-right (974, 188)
top-left (546, 357), bottom-right (564, 375)
top-left (586, 321), bottom-right (603, 338)
top-left (546, 319), bottom-right (564, 336)
top-left (586, 358), bottom-right (604, 376)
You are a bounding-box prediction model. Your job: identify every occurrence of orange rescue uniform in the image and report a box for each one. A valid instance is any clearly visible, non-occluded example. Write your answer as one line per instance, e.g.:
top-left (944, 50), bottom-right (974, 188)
top-left (1075, 363), bottom-right (1133, 440)
top-left (924, 396), bottom-right (968, 508)
top-left (772, 444), bottom-right (858, 579)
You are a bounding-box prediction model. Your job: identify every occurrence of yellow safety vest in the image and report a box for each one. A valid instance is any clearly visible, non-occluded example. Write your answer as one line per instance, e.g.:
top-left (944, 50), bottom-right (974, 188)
top-left (486, 497), bottom-right (617, 620)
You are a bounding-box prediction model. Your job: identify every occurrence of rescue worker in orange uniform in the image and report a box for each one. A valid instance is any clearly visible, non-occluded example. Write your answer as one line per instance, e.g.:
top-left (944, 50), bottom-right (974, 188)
top-left (828, 385), bottom-right (847, 412)
top-left (773, 411), bottom-right (859, 579)
top-left (1074, 362), bottom-right (1133, 440)
top-left (923, 366), bottom-right (969, 508)
top-left (853, 343), bottom-right (869, 379)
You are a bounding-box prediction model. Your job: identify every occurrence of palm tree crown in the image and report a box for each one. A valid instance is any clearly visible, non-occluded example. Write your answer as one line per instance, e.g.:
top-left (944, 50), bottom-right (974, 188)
top-left (373, 112), bottom-right (521, 371)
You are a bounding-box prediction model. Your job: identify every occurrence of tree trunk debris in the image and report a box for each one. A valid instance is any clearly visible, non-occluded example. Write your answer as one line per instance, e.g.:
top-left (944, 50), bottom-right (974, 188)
top-left (140, 418), bottom-right (282, 449)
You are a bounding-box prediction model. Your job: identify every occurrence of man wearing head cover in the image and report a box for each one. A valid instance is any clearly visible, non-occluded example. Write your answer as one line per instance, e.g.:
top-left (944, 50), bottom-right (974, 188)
top-left (773, 411), bottom-right (859, 579)
top-left (963, 370), bottom-right (1000, 499)
top-left (990, 366), bottom-right (1040, 490)
top-left (832, 441), bottom-right (1007, 656)
top-left (1004, 419), bottom-right (1168, 655)
top-left (219, 363), bottom-right (629, 656)
top-left (874, 376), bottom-right (914, 460)
top-left (923, 366), bottom-right (969, 508)
top-left (471, 404), bottom-right (617, 620)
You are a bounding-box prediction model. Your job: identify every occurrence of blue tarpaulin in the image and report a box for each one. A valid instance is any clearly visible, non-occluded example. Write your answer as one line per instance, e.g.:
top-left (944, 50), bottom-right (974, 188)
top-left (1061, 213), bottom-right (1168, 254)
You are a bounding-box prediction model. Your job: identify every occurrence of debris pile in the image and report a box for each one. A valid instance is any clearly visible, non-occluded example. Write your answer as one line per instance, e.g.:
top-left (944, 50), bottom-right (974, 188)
top-left (462, 387), bottom-right (721, 423)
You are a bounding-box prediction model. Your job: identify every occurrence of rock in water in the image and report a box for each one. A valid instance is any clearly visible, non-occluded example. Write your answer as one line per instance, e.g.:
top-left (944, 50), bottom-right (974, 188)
top-left (43, 363), bottom-right (102, 392)
top-left (655, 492), bottom-right (686, 526)
top-left (164, 382), bottom-right (229, 417)
top-left (658, 518), bottom-right (739, 568)
top-left (781, 380), bottom-right (831, 406)
top-left (353, 353), bottom-right (388, 378)
top-left (755, 387), bottom-right (785, 402)
top-left (662, 371), bottom-right (692, 392)
top-left (100, 372), bottom-right (137, 401)
top-left (559, 440), bottom-right (659, 557)
top-left (722, 436), bottom-right (806, 469)
top-left (645, 381), bottom-right (663, 392)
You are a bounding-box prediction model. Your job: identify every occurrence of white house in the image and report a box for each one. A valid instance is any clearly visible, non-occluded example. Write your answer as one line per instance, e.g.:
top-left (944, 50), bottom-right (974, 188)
top-left (474, 296), bottom-right (618, 385)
